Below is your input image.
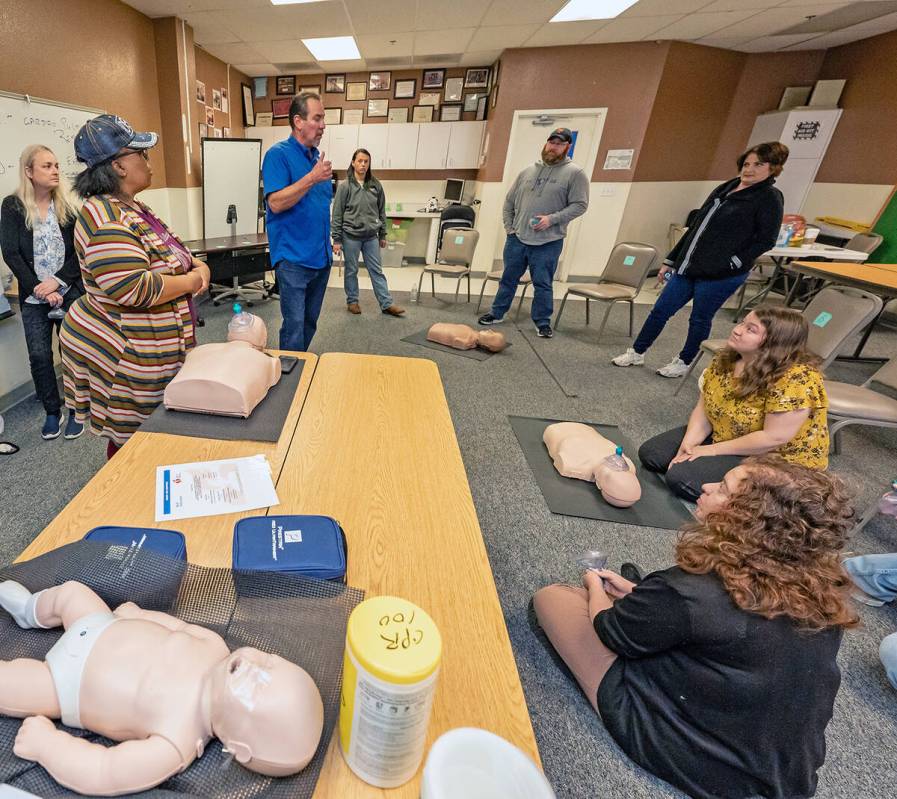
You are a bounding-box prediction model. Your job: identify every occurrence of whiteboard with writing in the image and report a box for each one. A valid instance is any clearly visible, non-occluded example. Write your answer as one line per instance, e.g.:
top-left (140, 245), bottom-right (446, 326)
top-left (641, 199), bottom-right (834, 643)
top-left (0, 91), bottom-right (102, 277)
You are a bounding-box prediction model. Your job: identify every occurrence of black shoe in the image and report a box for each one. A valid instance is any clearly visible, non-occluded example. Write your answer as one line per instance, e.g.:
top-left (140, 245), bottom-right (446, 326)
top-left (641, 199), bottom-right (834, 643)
top-left (620, 562), bottom-right (644, 584)
top-left (478, 313), bottom-right (505, 326)
top-left (537, 324), bottom-right (553, 338)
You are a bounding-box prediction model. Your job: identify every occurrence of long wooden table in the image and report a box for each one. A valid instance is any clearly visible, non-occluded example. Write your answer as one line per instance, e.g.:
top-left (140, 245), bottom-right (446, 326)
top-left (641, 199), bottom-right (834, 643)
top-left (18, 352), bottom-right (317, 565)
top-left (18, 351), bottom-right (540, 796)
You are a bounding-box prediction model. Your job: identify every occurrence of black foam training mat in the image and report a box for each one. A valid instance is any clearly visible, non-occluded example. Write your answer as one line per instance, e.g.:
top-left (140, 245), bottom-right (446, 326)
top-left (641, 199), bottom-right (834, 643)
top-left (140, 359), bottom-right (305, 442)
top-left (509, 416), bottom-right (694, 531)
top-left (401, 328), bottom-right (512, 360)
top-left (0, 540), bottom-right (363, 799)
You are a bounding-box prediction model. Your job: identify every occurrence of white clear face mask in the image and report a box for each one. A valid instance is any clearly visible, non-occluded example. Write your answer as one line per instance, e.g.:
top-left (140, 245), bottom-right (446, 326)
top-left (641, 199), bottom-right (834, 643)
top-left (227, 658), bottom-right (272, 712)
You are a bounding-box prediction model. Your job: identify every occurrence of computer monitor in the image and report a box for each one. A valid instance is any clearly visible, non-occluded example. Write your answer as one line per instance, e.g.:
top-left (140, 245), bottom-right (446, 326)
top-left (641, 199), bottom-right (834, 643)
top-left (443, 179), bottom-right (465, 203)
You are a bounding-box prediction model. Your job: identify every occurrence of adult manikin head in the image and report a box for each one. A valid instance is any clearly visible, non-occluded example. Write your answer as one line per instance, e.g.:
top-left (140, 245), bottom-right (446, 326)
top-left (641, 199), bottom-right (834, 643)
top-left (209, 647), bottom-right (324, 776)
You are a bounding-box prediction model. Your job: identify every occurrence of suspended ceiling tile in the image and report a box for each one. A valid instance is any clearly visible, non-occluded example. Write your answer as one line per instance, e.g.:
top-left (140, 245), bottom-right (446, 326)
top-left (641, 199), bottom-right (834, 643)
top-left (357, 33), bottom-right (415, 59)
top-left (413, 28), bottom-right (476, 55)
top-left (467, 24), bottom-right (542, 51)
top-left (251, 40), bottom-right (316, 64)
top-left (479, 0), bottom-right (568, 27)
top-left (621, 0), bottom-right (719, 17)
top-left (199, 41), bottom-right (267, 64)
top-left (651, 9), bottom-right (762, 38)
top-left (582, 14), bottom-right (685, 42)
top-left (458, 50), bottom-right (503, 66)
top-left (415, 0), bottom-right (490, 31)
top-left (232, 63), bottom-right (282, 77)
top-left (712, 4), bottom-right (848, 38)
top-left (344, 0), bottom-right (419, 34)
top-left (523, 19), bottom-right (609, 46)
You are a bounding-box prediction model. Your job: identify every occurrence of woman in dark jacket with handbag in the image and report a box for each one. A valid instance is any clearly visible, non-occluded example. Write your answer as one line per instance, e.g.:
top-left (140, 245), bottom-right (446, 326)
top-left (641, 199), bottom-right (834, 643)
top-left (1, 145), bottom-right (84, 440)
top-left (613, 141), bottom-right (787, 378)
top-left (331, 148), bottom-right (404, 317)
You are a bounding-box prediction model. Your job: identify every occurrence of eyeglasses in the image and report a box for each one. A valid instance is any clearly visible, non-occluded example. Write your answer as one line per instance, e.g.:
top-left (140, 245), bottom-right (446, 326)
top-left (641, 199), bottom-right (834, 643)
top-left (116, 149), bottom-right (149, 162)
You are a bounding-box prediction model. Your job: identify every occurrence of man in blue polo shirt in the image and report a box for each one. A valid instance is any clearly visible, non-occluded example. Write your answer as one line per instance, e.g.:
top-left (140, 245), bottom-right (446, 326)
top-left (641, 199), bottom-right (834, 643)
top-left (263, 91), bottom-right (333, 351)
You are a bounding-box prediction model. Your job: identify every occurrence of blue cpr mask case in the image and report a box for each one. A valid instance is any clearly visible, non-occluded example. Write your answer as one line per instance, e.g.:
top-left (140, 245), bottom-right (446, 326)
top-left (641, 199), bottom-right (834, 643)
top-left (233, 515), bottom-right (348, 583)
top-left (81, 526), bottom-right (188, 610)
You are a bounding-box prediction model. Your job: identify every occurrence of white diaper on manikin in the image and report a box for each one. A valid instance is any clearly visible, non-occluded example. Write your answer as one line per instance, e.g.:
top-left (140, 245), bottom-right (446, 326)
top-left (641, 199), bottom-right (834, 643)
top-left (45, 612), bottom-right (119, 728)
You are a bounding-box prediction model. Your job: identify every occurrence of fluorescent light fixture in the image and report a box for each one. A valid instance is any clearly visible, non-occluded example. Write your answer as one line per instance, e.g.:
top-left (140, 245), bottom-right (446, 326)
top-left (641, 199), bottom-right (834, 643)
top-left (271, 1), bottom-right (323, 5)
top-left (301, 36), bottom-right (361, 61)
top-left (550, 0), bottom-right (638, 22)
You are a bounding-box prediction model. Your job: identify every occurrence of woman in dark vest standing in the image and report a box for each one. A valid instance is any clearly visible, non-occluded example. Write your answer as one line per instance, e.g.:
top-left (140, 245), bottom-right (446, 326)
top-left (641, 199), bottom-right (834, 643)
top-left (613, 141), bottom-right (788, 378)
top-left (331, 148), bottom-right (404, 317)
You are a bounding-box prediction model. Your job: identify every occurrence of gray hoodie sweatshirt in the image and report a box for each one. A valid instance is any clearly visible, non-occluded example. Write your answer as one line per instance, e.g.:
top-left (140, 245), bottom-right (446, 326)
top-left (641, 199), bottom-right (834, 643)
top-left (502, 157), bottom-right (589, 245)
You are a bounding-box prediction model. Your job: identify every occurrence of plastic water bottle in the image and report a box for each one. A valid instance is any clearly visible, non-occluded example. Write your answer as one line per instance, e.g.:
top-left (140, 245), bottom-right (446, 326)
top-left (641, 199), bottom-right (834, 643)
top-left (878, 480), bottom-right (897, 517)
top-left (602, 446), bottom-right (630, 472)
top-left (410, 282), bottom-right (419, 303)
top-left (577, 550), bottom-right (608, 572)
top-left (227, 302), bottom-right (253, 337)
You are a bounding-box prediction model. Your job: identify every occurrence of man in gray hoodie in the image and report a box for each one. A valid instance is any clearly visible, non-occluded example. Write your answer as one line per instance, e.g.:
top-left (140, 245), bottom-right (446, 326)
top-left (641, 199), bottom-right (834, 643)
top-left (478, 128), bottom-right (589, 338)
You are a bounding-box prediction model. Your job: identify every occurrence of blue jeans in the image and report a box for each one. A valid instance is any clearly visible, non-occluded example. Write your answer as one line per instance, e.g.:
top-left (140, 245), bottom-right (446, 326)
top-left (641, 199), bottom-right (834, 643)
top-left (21, 287), bottom-right (82, 415)
top-left (491, 235), bottom-right (563, 328)
top-left (843, 554), bottom-right (897, 689)
top-left (276, 260), bottom-right (332, 352)
top-left (633, 271), bottom-right (748, 364)
top-left (342, 236), bottom-right (394, 309)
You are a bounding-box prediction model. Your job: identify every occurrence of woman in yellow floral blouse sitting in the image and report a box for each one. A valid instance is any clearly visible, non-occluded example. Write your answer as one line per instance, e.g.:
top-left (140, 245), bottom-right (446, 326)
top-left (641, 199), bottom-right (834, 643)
top-left (639, 305), bottom-right (828, 500)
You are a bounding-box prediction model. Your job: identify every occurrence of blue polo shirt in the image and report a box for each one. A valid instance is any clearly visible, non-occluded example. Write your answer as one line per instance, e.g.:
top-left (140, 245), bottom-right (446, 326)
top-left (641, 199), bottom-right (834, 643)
top-left (263, 135), bottom-right (332, 269)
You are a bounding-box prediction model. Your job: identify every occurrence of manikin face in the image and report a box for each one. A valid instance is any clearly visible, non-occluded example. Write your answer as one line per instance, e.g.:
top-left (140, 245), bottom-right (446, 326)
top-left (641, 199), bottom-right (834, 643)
top-left (352, 152), bottom-right (370, 178)
top-left (739, 153), bottom-right (772, 186)
top-left (26, 149), bottom-right (60, 192)
top-left (541, 138), bottom-right (569, 164)
top-left (695, 465), bottom-right (750, 520)
top-left (294, 98), bottom-right (326, 148)
top-left (211, 647), bottom-right (323, 776)
top-left (727, 311), bottom-right (767, 356)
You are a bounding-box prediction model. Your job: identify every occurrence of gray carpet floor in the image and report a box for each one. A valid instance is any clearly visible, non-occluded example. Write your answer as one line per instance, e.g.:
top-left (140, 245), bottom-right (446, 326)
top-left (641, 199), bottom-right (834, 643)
top-left (2, 285), bottom-right (896, 799)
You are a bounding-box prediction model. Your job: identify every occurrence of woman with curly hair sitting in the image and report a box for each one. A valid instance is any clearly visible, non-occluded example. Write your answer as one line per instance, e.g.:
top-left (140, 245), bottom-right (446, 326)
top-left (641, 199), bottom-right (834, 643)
top-left (533, 456), bottom-right (856, 799)
top-left (638, 305), bottom-right (829, 500)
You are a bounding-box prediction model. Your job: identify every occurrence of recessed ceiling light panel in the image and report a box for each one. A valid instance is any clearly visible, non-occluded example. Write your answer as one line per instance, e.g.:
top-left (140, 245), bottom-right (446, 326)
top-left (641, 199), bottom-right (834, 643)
top-left (550, 0), bottom-right (639, 23)
top-left (302, 36), bottom-right (362, 61)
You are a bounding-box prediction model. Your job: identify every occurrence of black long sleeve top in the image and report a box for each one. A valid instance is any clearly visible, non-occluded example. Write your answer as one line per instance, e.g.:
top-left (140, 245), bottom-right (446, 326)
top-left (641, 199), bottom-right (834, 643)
top-left (1, 194), bottom-right (82, 304)
top-left (595, 567), bottom-right (842, 799)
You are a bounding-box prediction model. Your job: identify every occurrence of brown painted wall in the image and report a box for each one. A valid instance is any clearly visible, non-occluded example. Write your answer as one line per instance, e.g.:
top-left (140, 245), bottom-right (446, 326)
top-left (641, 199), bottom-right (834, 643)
top-left (153, 18), bottom-right (187, 188)
top-left (0, 0), bottom-right (168, 186)
top-left (252, 67), bottom-right (488, 127)
top-left (706, 50), bottom-right (824, 181)
top-left (635, 42), bottom-right (745, 182)
top-left (816, 28), bottom-right (897, 184)
top-left (476, 43), bottom-right (670, 183)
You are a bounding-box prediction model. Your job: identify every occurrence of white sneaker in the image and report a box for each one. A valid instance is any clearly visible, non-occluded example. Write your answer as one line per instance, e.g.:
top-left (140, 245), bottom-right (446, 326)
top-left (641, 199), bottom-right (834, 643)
top-left (657, 357), bottom-right (690, 378)
top-left (612, 348), bottom-right (644, 367)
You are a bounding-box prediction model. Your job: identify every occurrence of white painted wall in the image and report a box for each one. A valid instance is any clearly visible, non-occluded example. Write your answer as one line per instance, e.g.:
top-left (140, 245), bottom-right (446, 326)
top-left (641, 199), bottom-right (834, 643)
top-left (615, 181), bottom-right (717, 262)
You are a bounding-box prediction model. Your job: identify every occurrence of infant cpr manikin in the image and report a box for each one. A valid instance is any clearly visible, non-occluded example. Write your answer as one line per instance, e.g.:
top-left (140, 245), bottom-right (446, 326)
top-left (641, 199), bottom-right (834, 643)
top-left (427, 323), bottom-right (509, 352)
top-left (543, 422), bottom-right (642, 508)
top-left (164, 341), bottom-right (280, 418)
top-left (0, 580), bottom-right (324, 796)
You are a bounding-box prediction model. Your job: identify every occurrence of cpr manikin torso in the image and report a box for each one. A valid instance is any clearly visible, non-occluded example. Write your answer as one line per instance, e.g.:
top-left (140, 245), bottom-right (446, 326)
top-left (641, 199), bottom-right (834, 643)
top-left (164, 341), bottom-right (280, 418)
top-left (427, 323), bottom-right (508, 352)
top-left (0, 581), bottom-right (323, 796)
top-left (543, 422), bottom-right (642, 507)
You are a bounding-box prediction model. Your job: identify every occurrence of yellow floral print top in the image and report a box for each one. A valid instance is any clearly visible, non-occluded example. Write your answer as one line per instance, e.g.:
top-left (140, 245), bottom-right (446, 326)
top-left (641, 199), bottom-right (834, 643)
top-left (702, 356), bottom-right (829, 469)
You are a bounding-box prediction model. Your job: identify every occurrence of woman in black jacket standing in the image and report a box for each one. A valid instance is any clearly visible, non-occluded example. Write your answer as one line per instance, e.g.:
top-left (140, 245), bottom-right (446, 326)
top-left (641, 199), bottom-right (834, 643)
top-left (613, 141), bottom-right (787, 378)
top-left (1, 145), bottom-right (83, 440)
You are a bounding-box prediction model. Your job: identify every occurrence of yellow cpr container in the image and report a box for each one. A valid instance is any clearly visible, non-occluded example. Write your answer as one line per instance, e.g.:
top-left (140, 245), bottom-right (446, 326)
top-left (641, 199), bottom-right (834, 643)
top-left (339, 596), bottom-right (442, 788)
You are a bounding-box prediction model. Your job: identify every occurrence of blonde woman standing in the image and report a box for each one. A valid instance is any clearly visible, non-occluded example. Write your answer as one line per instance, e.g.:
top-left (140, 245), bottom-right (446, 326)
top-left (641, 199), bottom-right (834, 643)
top-left (0, 145), bottom-right (84, 441)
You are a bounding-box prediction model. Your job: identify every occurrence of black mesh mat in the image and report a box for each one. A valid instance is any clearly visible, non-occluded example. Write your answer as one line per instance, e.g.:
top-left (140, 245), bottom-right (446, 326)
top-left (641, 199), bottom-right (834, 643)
top-left (0, 541), bottom-right (363, 798)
